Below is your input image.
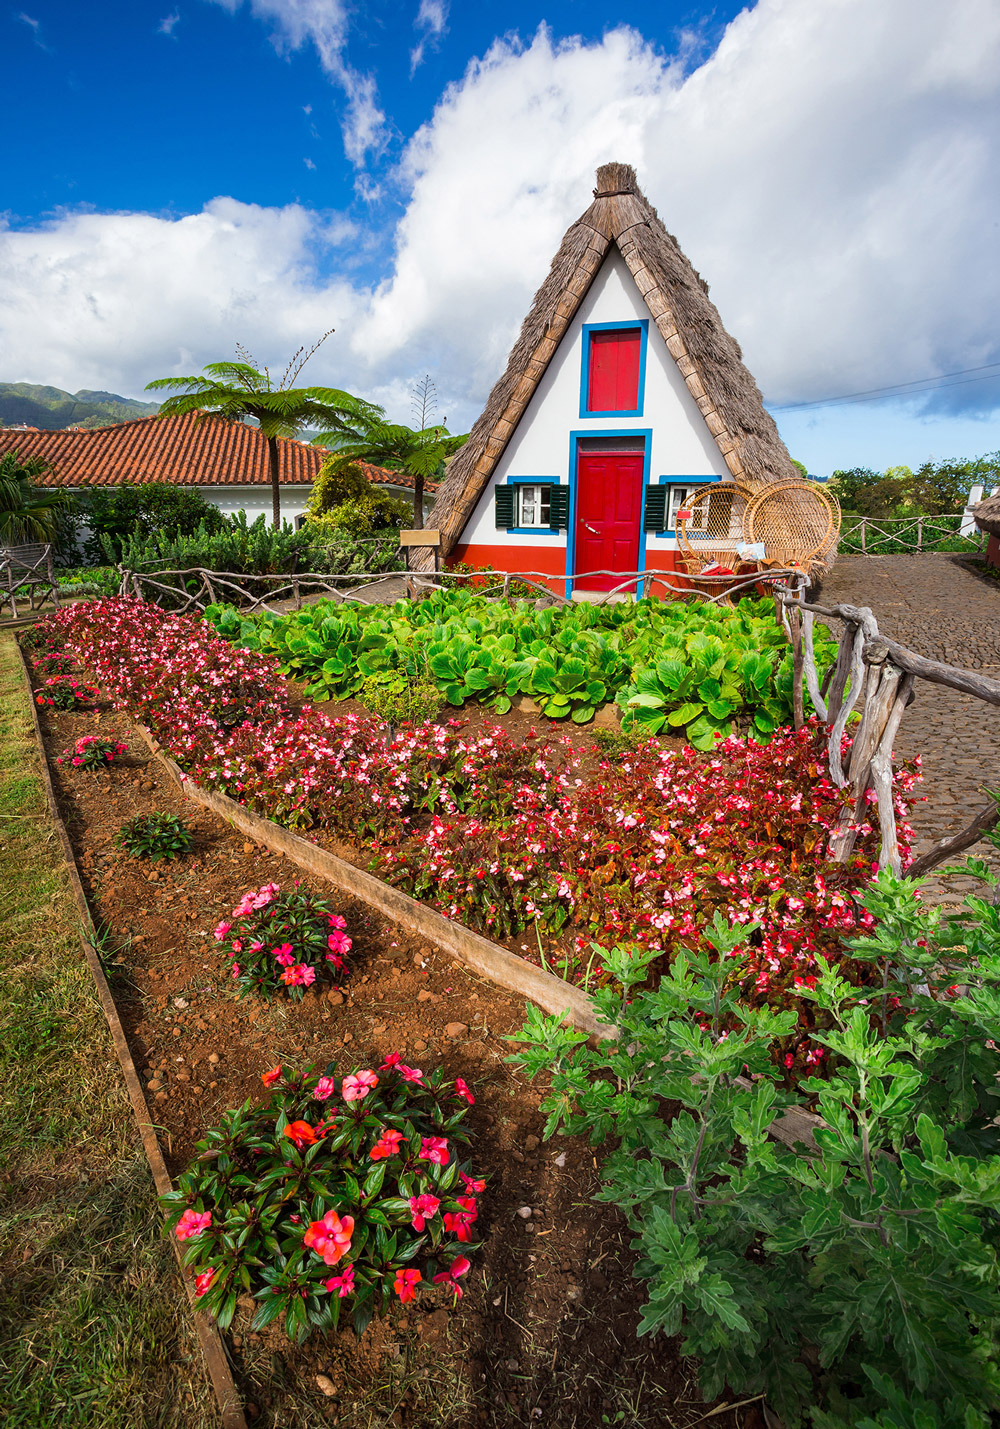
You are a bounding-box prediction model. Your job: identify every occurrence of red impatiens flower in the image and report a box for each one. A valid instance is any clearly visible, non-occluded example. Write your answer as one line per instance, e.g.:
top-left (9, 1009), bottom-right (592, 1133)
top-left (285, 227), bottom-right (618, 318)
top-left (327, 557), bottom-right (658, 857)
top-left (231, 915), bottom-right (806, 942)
top-left (370, 1128), bottom-right (406, 1161)
top-left (175, 1209), bottom-right (212, 1241)
top-left (418, 1136), bottom-right (449, 1166)
top-left (408, 1194), bottom-right (441, 1231)
top-left (194, 1269), bottom-right (216, 1298)
top-left (433, 1255), bottom-right (471, 1299)
top-left (283, 1120), bottom-right (320, 1149)
top-left (460, 1172), bottom-right (486, 1194)
top-left (304, 1210), bottom-right (355, 1266)
top-left (453, 1077), bottom-right (474, 1104)
top-left (261, 1065), bottom-right (282, 1087)
top-left (443, 1196), bottom-right (478, 1243)
top-left (325, 1263), bottom-right (355, 1297)
top-left (394, 1268), bottom-right (422, 1304)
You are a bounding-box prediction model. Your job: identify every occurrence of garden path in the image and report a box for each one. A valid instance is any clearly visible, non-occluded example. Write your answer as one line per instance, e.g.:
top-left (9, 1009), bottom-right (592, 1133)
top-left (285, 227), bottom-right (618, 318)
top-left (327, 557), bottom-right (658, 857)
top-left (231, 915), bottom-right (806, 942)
top-left (818, 554), bottom-right (1000, 903)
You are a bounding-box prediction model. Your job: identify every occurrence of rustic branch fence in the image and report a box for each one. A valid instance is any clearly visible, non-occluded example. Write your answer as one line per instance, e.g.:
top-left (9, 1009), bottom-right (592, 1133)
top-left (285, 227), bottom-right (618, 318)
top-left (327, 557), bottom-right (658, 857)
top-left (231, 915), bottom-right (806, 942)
top-left (1, 542), bottom-right (59, 618)
top-left (840, 512), bottom-right (985, 555)
top-left (777, 579), bottom-right (1000, 879)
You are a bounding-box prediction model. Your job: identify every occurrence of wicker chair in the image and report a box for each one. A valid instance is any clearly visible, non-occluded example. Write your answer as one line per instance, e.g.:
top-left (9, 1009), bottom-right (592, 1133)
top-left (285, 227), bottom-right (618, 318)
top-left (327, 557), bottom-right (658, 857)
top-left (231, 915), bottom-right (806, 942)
top-left (743, 481), bottom-right (840, 577)
top-left (674, 482), bottom-right (758, 592)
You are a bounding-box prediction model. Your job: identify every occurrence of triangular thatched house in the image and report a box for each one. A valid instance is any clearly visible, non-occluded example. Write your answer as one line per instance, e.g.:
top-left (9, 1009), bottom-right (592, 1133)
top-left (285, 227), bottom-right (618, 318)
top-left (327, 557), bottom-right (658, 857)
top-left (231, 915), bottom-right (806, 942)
top-left (972, 489), bottom-right (1000, 569)
top-left (418, 162), bottom-right (798, 593)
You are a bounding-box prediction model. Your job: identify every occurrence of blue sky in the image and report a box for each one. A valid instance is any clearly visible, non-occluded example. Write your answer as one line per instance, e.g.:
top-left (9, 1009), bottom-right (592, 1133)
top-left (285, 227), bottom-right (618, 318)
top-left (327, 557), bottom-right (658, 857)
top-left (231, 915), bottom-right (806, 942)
top-left (4, 0), bottom-right (1000, 477)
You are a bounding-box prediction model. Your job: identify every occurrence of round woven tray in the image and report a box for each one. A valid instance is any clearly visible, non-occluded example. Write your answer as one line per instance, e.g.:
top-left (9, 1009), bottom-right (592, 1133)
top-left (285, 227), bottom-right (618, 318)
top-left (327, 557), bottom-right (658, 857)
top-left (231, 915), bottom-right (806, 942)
top-left (743, 480), bottom-right (840, 573)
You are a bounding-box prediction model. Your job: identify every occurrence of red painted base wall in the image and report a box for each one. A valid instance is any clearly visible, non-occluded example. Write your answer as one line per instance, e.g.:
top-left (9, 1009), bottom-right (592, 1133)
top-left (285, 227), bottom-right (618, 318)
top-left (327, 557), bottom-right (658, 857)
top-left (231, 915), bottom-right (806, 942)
top-left (447, 542), bottom-right (697, 598)
top-left (988, 533), bottom-right (1000, 569)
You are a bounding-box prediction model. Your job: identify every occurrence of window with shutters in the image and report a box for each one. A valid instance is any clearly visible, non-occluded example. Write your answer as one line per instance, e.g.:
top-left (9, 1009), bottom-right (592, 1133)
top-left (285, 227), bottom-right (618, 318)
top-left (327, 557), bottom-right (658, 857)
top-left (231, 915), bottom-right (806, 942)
top-left (495, 481), bottom-right (568, 532)
top-left (581, 322), bottom-right (647, 416)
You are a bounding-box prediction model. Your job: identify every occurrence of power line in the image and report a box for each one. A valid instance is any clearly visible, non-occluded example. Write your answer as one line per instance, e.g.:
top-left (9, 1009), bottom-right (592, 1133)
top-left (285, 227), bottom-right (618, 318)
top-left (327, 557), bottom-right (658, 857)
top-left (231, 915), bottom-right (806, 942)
top-left (768, 360), bottom-right (1000, 412)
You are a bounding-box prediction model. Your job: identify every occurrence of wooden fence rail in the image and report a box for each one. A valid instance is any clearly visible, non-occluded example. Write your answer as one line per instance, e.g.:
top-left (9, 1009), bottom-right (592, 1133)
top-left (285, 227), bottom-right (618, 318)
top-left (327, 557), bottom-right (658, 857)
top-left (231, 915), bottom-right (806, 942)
top-left (777, 580), bottom-right (1000, 878)
top-left (840, 512), bottom-right (984, 554)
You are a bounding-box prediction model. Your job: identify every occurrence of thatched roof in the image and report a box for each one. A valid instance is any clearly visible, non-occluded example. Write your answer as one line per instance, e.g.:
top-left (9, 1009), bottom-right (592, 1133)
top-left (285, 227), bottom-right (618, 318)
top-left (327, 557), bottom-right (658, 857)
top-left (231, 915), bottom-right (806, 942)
top-left (420, 162), bottom-right (797, 569)
top-left (972, 489), bottom-right (1000, 539)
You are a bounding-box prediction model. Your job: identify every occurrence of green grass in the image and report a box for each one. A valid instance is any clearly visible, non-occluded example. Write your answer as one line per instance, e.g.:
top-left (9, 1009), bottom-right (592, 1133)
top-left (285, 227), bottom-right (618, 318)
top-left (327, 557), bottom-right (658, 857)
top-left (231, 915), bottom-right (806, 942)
top-left (0, 632), bottom-right (216, 1428)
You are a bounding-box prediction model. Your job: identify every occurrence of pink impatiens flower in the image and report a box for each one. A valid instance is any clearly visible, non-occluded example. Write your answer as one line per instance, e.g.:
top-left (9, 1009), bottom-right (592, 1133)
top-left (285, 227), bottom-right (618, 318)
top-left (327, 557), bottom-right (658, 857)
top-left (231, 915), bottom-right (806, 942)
top-left (213, 921), bottom-right (231, 941)
top-left (194, 1269), bottom-right (216, 1298)
top-left (175, 1209), bottom-right (212, 1241)
top-left (460, 1172), bottom-right (486, 1195)
top-left (313, 1076), bottom-right (337, 1101)
top-left (272, 944), bottom-right (295, 967)
top-left (303, 1211), bottom-right (354, 1266)
top-left (325, 1263), bottom-right (355, 1297)
top-left (418, 1136), bottom-right (449, 1166)
top-left (408, 1194), bottom-right (441, 1231)
top-left (454, 1078), bottom-right (474, 1105)
top-left (433, 1255), bottom-right (471, 1299)
top-left (394, 1268), bottom-right (422, 1304)
top-left (342, 1070), bottom-right (378, 1102)
top-left (443, 1196), bottom-right (478, 1243)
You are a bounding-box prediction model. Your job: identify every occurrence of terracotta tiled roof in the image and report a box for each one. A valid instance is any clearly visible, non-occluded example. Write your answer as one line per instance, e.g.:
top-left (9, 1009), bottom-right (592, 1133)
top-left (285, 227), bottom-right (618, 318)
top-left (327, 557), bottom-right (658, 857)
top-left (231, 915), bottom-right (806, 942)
top-left (0, 411), bottom-right (437, 494)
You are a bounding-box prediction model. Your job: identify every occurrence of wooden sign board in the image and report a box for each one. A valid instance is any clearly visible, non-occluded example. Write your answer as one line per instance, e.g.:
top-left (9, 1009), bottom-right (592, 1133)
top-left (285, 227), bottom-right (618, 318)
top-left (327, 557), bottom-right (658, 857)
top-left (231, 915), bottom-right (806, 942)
top-left (398, 529), bottom-right (441, 547)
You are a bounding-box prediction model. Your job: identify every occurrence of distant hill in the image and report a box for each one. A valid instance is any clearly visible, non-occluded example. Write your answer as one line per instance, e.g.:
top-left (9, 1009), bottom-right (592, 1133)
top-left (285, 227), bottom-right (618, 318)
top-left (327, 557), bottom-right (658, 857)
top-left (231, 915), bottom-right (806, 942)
top-left (0, 382), bottom-right (159, 431)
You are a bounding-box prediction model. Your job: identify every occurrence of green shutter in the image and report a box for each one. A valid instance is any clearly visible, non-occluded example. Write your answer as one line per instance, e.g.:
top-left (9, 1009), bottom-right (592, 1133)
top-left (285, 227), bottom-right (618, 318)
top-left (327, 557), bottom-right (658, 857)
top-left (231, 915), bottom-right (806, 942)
top-left (494, 485), bottom-right (515, 529)
top-left (549, 485), bottom-right (569, 531)
top-left (643, 485), bottom-right (667, 532)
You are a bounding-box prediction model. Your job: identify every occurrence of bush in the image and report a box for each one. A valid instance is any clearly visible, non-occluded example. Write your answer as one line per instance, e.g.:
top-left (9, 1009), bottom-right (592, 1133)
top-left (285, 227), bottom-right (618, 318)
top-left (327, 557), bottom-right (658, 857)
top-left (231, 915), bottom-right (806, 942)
top-left (161, 1059), bottom-right (485, 1340)
top-left (119, 812), bottom-right (195, 861)
top-left (79, 484), bottom-right (226, 565)
top-left (307, 493), bottom-right (410, 540)
top-left (31, 651), bottom-right (74, 676)
top-left (56, 734), bottom-right (128, 770)
top-left (34, 676), bottom-right (95, 710)
top-left (213, 882), bottom-right (353, 1001)
top-left (358, 675), bottom-right (443, 728)
top-left (511, 852), bottom-right (1000, 1428)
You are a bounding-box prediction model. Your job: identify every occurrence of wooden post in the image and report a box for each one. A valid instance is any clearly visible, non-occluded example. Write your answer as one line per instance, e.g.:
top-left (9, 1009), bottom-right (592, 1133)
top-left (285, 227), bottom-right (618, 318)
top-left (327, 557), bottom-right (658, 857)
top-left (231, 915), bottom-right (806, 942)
top-left (790, 601), bottom-right (804, 731)
top-left (861, 519), bottom-right (867, 554)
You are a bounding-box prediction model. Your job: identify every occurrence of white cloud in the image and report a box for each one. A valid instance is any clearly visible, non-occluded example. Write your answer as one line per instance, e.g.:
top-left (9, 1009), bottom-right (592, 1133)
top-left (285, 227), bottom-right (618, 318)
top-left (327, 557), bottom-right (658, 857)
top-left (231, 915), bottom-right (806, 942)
top-left (411, 0), bottom-right (448, 74)
top-left (206, 0), bottom-right (386, 165)
top-left (303, 156), bottom-right (316, 170)
top-left (2, 0), bottom-right (999, 448)
top-left (157, 11), bottom-right (181, 36)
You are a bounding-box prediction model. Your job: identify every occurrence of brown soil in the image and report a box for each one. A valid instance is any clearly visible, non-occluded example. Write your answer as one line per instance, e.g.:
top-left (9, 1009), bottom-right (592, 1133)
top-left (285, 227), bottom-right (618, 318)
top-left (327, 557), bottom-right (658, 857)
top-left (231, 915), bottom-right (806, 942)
top-left (27, 652), bottom-right (747, 1429)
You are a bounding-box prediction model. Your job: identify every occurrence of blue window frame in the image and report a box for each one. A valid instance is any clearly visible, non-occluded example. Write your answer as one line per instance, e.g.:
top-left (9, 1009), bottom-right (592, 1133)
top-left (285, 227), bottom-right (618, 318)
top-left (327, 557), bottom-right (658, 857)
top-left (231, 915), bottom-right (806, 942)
top-left (650, 474), bottom-right (724, 538)
top-left (578, 320), bottom-right (649, 419)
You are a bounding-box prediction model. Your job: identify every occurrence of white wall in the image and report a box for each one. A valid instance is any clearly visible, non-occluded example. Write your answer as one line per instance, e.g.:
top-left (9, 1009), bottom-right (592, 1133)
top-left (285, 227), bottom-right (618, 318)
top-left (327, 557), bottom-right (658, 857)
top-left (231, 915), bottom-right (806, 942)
top-left (202, 485), bottom-right (313, 526)
top-left (458, 249), bottom-right (729, 552)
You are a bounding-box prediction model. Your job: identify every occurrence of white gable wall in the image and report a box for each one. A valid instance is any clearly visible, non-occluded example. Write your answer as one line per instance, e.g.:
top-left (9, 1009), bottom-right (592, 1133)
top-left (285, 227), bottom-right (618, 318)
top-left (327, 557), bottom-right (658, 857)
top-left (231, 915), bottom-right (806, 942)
top-left (458, 249), bottom-right (729, 551)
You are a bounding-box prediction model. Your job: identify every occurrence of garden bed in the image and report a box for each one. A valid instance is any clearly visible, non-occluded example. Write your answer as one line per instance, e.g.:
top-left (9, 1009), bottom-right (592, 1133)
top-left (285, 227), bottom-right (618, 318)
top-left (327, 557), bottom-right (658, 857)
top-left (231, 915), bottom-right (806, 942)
top-left (29, 685), bottom-right (746, 1429)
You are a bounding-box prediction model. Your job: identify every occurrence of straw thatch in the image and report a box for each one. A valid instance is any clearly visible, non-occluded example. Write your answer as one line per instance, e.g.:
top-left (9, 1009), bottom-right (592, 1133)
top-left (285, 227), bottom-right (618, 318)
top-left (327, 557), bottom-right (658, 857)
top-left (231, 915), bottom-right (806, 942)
top-left (972, 489), bottom-right (1000, 539)
top-left (417, 162), bottom-right (798, 570)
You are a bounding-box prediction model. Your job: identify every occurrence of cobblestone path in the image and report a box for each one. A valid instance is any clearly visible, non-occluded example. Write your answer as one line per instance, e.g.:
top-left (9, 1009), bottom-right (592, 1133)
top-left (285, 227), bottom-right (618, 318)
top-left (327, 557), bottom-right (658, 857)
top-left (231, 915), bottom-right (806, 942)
top-left (818, 554), bottom-right (1000, 902)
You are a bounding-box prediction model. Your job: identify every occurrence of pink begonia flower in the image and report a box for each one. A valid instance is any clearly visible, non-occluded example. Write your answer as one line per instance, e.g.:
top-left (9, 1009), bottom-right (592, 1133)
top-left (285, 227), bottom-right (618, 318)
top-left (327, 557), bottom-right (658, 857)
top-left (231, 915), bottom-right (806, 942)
top-left (175, 1209), bottom-right (212, 1241)
top-left (272, 943), bottom-right (295, 967)
top-left (313, 1076), bottom-right (337, 1101)
top-left (454, 1078), bottom-right (474, 1105)
top-left (443, 1196), bottom-right (477, 1243)
top-left (370, 1128), bottom-right (406, 1161)
top-left (261, 1066), bottom-right (282, 1087)
top-left (394, 1268), bottom-right (421, 1303)
top-left (342, 1070), bottom-right (378, 1102)
top-left (325, 1263), bottom-right (355, 1297)
top-left (460, 1172), bottom-right (486, 1195)
top-left (408, 1194), bottom-right (441, 1231)
top-left (304, 1211), bottom-right (354, 1266)
top-left (433, 1255), bottom-right (471, 1299)
top-left (194, 1269), bottom-right (216, 1298)
top-left (213, 921), bottom-right (231, 941)
top-left (418, 1136), bottom-right (449, 1166)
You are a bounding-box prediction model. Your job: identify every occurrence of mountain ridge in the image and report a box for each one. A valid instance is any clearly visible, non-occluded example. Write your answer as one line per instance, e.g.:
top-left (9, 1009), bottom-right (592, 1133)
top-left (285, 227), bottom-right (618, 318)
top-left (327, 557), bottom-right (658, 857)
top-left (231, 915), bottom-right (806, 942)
top-left (0, 382), bottom-right (160, 431)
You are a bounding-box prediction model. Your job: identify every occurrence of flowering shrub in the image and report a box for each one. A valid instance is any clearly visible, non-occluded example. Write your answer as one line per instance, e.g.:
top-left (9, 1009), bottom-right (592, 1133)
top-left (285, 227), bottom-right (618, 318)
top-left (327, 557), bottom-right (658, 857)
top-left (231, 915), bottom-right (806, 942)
top-left (34, 676), bottom-right (96, 710)
top-left (161, 1060), bottom-right (485, 1340)
top-left (20, 625), bottom-right (63, 654)
top-left (119, 812), bottom-right (195, 861)
top-left (31, 651), bottom-right (74, 676)
top-left (214, 882), bottom-right (353, 1000)
top-left (56, 734), bottom-right (129, 771)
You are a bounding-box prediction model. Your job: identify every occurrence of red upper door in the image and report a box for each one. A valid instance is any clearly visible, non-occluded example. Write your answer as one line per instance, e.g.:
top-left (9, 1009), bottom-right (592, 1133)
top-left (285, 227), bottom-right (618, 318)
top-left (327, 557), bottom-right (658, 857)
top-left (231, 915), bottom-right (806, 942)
top-left (574, 449), bottom-right (644, 591)
top-left (587, 328), bottom-right (642, 412)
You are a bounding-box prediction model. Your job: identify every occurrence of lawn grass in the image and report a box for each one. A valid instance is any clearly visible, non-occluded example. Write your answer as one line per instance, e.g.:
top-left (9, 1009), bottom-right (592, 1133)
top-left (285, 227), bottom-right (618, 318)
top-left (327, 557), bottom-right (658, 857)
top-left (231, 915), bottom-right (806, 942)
top-left (0, 630), bottom-right (217, 1428)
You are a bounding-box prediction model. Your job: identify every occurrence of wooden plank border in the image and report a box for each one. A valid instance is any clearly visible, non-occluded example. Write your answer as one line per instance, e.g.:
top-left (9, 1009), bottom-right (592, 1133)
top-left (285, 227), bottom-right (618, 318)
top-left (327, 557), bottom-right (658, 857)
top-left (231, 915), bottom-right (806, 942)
top-left (15, 642), bottom-right (247, 1429)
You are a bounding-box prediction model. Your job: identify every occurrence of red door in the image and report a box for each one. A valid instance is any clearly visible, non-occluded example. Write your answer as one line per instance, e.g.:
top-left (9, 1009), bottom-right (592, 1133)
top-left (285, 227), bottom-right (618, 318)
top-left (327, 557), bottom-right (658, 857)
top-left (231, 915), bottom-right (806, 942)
top-left (574, 449), bottom-right (644, 591)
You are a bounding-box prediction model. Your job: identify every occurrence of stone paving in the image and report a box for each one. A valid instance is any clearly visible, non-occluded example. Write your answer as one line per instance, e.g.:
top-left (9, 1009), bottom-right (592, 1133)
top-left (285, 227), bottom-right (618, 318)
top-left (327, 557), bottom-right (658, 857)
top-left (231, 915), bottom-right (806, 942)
top-left (817, 554), bottom-right (1000, 902)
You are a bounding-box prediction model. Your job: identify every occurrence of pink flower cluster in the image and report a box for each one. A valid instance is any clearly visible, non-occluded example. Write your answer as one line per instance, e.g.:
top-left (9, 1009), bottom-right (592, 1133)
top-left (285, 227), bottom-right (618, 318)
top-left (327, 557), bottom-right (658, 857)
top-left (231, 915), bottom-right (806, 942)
top-left (213, 881), bottom-right (353, 1000)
